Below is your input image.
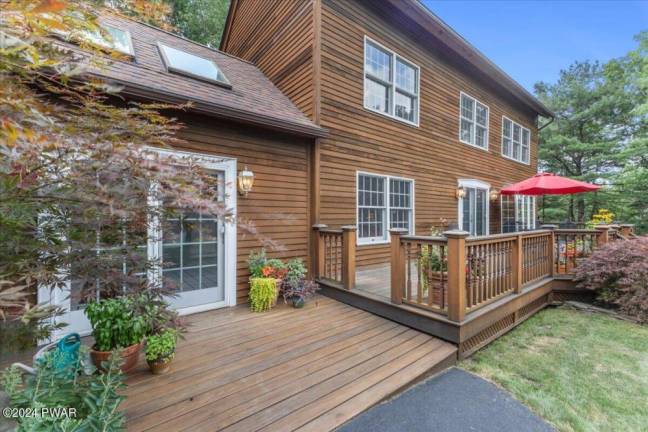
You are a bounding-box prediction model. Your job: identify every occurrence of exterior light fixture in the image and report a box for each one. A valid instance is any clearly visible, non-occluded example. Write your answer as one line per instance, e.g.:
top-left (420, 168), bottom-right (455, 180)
top-left (455, 186), bottom-right (466, 200)
top-left (489, 189), bottom-right (499, 202)
top-left (237, 166), bottom-right (254, 197)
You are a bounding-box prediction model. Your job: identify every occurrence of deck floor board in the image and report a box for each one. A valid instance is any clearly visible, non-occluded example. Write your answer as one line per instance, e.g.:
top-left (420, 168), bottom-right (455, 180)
top-left (123, 296), bottom-right (456, 431)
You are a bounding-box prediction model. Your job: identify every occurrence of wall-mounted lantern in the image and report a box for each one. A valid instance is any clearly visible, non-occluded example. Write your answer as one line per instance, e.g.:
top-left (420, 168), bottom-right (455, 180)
top-left (237, 166), bottom-right (254, 197)
top-left (455, 186), bottom-right (466, 200)
top-left (489, 189), bottom-right (500, 202)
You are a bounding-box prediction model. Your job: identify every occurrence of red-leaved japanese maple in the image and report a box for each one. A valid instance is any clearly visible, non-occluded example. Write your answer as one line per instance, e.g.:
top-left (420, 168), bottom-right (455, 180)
top-left (575, 237), bottom-right (648, 323)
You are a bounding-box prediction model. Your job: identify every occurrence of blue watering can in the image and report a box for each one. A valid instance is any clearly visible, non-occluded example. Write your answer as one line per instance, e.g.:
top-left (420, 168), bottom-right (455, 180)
top-left (12, 333), bottom-right (81, 377)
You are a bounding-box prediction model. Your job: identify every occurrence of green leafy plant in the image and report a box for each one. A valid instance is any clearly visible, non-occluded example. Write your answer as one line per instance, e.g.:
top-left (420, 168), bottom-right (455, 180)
top-left (85, 295), bottom-right (148, 351)
top-left (1, 347), bottom-right (125, 431)
top-left (285, 258), bottom-right (307, 284)
top-left (248, 249), bottom-right (268, 278)
top-left (249, 278), bottom-right (277, 312)
top-left (145, 328), bottom-right (178, 363)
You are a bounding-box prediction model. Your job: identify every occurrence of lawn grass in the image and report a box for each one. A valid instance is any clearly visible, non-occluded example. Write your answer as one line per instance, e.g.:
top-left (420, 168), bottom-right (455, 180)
top-left (461, 306), bottom-right (648, 432)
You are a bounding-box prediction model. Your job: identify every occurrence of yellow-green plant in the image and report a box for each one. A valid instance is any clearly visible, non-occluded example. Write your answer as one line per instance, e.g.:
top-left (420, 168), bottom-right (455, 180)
top-left (249, 278), bottom-right (277, 312)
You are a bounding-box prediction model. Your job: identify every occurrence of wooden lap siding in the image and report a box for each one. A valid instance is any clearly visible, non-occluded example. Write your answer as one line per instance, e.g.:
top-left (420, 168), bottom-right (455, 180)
top-left (175, 114), bottom-right (311, 302)
top-left (318, 0), bottom-right (538, 267)
top-left (223, 0), bottom-right (316, 118)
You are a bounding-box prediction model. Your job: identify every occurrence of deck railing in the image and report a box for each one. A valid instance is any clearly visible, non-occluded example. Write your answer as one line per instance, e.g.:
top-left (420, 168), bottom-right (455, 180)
top-left (391, 233), bottom-right (449, 314)
top-left (465, 234), bottom-right (517, 312)
top-left (312, 224), bottom-right (356, 289)
top-left (314, 222), bottom-right (635, 322)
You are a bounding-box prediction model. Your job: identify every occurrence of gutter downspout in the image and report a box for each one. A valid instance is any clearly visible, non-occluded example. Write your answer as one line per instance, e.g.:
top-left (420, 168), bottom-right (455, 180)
top-left (538, 115), bottom-right (555, 131)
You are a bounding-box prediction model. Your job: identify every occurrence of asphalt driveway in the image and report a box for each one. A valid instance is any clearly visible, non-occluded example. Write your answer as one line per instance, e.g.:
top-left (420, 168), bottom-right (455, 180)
top-left (338, 368), bottom-right (554, 432)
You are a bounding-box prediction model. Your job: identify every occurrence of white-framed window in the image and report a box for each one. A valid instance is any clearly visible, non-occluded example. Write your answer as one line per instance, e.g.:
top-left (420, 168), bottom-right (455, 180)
top-left (364, 36), bottom-right (420, 126)
top-left (458, 179), bottom-right (489, 236)
top-left (459, 92), bottom-right (489, 150)
top-left (501, 195), bottom-right (536, 232)
top-left (502, 117), bottom-right (530, 164)
top-left (357, 172), bottom-right (414, 244)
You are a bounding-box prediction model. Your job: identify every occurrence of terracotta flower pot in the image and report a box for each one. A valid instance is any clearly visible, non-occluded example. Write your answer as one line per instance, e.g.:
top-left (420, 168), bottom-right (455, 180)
top-left (90, 341), bottom-right (142, 373)
top-left (147, 356), bottom-right (173, 375)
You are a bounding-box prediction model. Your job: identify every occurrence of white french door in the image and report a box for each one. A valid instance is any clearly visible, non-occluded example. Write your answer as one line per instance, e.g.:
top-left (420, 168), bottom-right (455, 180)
top-left (458, 179), bottom-right (490, 236)
top-left (39, 153), bottom-right (237, 338)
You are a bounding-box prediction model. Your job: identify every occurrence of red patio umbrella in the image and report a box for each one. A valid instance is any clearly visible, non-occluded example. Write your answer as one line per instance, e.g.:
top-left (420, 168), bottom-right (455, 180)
top-left (501, 172), bottom-right (600, 196)
top-left (500, 172), bottom-right (600, 223)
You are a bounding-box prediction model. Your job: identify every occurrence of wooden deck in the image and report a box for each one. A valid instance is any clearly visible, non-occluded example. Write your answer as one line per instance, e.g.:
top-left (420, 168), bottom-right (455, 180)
top-left (122, 296), bottom-right (457, 431)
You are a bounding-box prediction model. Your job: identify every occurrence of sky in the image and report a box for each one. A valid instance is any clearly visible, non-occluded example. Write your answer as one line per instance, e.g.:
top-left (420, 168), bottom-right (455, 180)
top-left (422, 0), bottom-right (648, 92)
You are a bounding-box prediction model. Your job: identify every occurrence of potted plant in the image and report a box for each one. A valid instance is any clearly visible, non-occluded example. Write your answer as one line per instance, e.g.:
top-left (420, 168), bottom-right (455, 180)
top-left (282, 279), bottom-right (320, 308)
top-left (247, 250), bottom-right (287, 311)
top-left (84, 295), bottom-right (148, 372)
top-left (145, 328), bottom-right (178, 374)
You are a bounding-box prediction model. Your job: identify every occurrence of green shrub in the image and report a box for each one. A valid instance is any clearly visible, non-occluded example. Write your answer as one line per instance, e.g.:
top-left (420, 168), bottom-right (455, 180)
top-left (285, 258), bottom-right (307, 284)
top-left (249, 278), bottom-right (277, 312)
top-left (85, 295), bottom-right (148, 351)
top-left (1, 347), bottom-right (125, 431)
top-left (145, 328), bottom-right (178, 362)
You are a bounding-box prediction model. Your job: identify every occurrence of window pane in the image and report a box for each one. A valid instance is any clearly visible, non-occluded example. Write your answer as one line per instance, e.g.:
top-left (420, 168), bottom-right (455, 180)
top-left (522, 128), bottom-right (530, 146)
top-left (461, 95), bottom-right (474, 120)
top-left (182, 268), bottom-right (200, 292)
top-left (503, 118), bottom-right (512, 138)
top-left (395, 91), bottom-right (415, 122)
top-left (476, 126), bottom-right (487, 148)
top-left (476, 103), bottom-right (488, 127)
top-left (163, 245), bottom-right (181, 268)
top-left (503, 138), bottom-right (511, 156)
top-left (201, 265), bottom-right (218, 289)
top-left (365, 78), bottom-right (390, 114)
top-left (395, 59), bottom-right (416, 94)
top-left (159, 43), bottom-right (229, 84)
top-left (513, 140), bottom-right (521, 159)
top-left (460, 119), bottom-right (473, 143)
top-left (183, 244), bottom-right (200, 267)
top-left (521, 145), bottom-right (529, 163)
top-left (476, 189), bottom-right (486, 236)
top-left (365, 42), bottom-right (391, 82)
top-left (513, 124), bottom-right (521, 142)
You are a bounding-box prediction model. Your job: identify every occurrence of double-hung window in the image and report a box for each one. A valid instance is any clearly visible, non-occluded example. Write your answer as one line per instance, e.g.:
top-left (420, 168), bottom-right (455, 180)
top-left (502, 117), bottom-right (530, 164)
top-left (459, 93), bottom-right (489, 149)
top-left (501, 195), bottom-right (536, 232)
top-left (357, 173), bottom-right (414, 244)
top-left (364, 37), bottom-right (419, 125)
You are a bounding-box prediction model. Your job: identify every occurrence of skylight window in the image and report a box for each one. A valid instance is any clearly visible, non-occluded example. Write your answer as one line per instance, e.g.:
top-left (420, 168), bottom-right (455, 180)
top-left (158, 43), bottom-right (230, 87)
top-left (88, 24), bottom-right (134, 56)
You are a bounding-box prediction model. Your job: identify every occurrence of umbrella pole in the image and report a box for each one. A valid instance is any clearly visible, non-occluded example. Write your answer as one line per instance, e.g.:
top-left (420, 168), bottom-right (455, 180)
top-left (542, 195), bottom-right (545, 223)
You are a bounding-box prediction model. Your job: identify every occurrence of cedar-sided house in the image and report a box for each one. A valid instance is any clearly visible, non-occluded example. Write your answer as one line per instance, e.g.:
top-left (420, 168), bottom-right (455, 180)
top-left (42, 1), bottom-right (633, 357)
top-left (30, 2), bottom-right (639, 430)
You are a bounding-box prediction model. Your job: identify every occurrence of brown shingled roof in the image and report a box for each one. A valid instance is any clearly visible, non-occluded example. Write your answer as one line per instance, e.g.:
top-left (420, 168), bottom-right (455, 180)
top-left (91, 14), bottom-right (325, 138)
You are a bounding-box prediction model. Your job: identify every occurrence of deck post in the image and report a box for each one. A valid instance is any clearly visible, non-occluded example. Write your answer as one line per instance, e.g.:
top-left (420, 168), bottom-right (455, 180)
top-left (513, 234), bottom-right (524, 294)
top-left (444, 229), bottom-right (469, 322)
top-left (390, 229), bottom-right (408, 305)
top-left (312, 224), bottom-right (328, 280)
top-left (341, 225), bottom-right (357, 290)
top-left (620, 224), bottom-right (634, 238)
top-left (541, 224), bottom-right (558, 277)
top-left (595, 225), bottom-right (609, 247)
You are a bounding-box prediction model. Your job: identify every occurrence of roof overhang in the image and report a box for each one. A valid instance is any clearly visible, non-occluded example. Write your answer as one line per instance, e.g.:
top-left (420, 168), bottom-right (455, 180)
top-left (89, 74), bottom-right (328, 139)
top-left (384, 0), bottom-right (554, 118)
